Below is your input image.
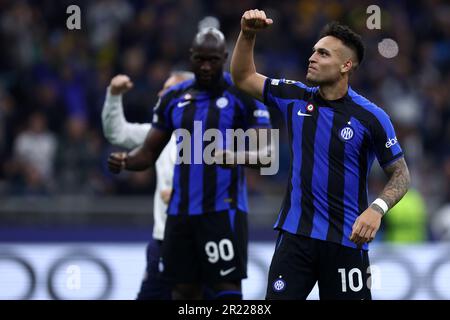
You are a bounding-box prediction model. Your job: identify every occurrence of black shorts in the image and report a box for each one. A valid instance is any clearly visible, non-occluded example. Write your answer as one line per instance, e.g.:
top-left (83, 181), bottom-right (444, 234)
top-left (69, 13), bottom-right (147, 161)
top-left (161, 210), bottom-right (248, 284)
top-left (266, 231), bottom-right (372, 300)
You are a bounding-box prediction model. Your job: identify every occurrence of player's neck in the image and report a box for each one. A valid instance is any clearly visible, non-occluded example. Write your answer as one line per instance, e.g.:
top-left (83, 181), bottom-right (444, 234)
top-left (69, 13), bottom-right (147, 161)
top-left (318, 79), bottom-right (348, 101)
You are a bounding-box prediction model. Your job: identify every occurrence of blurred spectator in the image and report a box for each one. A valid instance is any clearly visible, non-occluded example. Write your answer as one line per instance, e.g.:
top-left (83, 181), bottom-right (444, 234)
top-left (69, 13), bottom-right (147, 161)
top-left (0, 1), bottom-right (36, 68)
top-left (430, 155), bottom-right (450, 241)
top-left (87, 0), bottom-right (134, 49)
top-left (54, 116), bottom-right (105, 194)
top-left (10, 112), bottom-right (57, 194)
top-left (33, 81), bottom-right (67, 134)
top-left (431, 205), bottom-right (450, 241)
top-left (0, 86), bottom-right (16, 161)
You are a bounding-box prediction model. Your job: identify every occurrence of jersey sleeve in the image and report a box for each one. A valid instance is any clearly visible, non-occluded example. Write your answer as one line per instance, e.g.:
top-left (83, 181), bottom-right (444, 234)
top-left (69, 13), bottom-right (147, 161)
top-left (263, 78), bottom-right (314, 112)
top-left (151, 91), bottom-right (175, 132)
top-left (369, 109), bottom-right (403, 167)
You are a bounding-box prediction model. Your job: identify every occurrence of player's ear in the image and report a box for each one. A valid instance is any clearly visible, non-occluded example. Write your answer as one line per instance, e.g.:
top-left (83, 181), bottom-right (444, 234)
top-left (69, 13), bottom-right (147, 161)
top-left (223, 51), bottom-right (229, 62)
top-left (341, 59), bottom-right (353, 73)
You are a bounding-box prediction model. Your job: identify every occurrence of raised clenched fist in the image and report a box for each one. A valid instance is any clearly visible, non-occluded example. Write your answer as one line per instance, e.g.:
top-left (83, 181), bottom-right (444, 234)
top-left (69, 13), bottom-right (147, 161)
top-left (109, 74), bottom-right (133, 95)
top-left (241, 9), bottom-right (273, 37)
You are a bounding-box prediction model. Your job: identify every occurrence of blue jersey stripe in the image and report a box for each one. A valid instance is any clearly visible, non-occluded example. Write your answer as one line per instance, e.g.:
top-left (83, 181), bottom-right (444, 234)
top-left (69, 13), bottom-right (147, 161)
top-left (275, 102), bottom-right (294, 229)
top-left (310, 108), bottom-right (333, 240)
top-left (188, 103), bottom-right (207, 214)
top-left (282, 102), bottom-right (305, 233)
top-left (228, 209), bottom-right (236, 232)
top-left (342, 132), bottom-right (365, 249)
top-left (168, 103), bottom-right (187, 215)
top-left (238, 166), bottom-right (248, 212)
top-left (215, 166), bottom-right (230, 211)
top-left (202, 99), bottom-right (221, 213)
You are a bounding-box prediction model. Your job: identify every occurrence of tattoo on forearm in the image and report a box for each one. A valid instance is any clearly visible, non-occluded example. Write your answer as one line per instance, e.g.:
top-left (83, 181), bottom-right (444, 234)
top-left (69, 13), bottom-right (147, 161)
top-left (379, 158), bottom-right (411, 209)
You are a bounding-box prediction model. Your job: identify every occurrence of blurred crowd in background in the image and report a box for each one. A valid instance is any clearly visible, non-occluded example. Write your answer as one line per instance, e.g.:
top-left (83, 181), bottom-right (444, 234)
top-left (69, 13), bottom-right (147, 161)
top-left (0, 0), bottom-right (449, 241)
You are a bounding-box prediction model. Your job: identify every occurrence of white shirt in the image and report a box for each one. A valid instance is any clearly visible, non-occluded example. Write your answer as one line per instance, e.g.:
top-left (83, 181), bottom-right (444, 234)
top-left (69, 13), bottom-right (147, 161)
top-left (14, 130), bottom-right (57, 180)
top-left (102, 88), bottom-right (176, 240)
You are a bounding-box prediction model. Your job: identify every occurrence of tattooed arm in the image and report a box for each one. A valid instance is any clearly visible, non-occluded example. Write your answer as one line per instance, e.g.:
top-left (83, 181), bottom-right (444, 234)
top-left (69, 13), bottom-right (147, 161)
top-left (350, 157), bottom-right (411, 245)
top-left (370, 157), bottom-right (411, 214)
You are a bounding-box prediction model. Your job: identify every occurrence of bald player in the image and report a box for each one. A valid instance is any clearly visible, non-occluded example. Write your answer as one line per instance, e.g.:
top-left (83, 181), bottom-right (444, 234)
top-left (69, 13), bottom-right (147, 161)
top-left (108, 28), bottom-right (272, 300)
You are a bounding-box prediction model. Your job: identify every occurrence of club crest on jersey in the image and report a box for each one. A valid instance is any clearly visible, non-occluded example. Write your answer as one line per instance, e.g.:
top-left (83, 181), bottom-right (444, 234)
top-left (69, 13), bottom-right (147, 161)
top-left (306, 103), bottom-right (315, 113)
top-left (216, 97), bottom-right (228, 109)
top-left (273, 277), bottom-right (286, 292)
top-left (340, 126), bottom-right (354, 141)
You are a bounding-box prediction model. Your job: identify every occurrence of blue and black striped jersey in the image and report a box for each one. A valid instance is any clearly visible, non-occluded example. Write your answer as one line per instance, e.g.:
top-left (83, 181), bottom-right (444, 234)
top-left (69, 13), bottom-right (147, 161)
top-left (264, 78), bottom-right (403, 250)
top-left (152, 73), bottom-right (271, 216)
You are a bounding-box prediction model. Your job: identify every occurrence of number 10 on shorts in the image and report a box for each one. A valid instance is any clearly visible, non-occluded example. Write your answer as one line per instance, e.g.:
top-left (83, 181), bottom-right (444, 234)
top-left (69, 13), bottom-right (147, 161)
top-left (338, 268), bottom-right (363, 292)
top-left (205, 239), bottom-right (235, 263)
top-left (338, 266), bottom-right (381, 292)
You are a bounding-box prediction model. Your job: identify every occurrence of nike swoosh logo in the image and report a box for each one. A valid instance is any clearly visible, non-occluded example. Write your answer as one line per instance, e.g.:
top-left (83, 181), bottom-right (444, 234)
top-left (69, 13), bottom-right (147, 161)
top-left (297, 110), bottom-right (312, 117)
top-left (220, 267), bottom-right (236, 276)
top-left (177, 101), bottom-right (190, 108)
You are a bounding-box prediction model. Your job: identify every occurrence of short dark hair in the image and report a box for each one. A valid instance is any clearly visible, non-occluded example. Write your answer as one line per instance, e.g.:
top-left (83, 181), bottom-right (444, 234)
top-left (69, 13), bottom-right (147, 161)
top-left (319, 22), bottom-right (364, 65)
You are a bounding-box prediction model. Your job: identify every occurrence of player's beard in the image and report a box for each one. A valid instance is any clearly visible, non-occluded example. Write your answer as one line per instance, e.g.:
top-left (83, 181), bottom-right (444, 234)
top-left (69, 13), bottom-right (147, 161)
top-left (196, 70), bottom-right (223, 89)
top-left (305, 72), bottom-right (338, 87)
top-left (305, 76), bottom-right (319, 86)
top-left (305, 75), bottom-right (325, 87)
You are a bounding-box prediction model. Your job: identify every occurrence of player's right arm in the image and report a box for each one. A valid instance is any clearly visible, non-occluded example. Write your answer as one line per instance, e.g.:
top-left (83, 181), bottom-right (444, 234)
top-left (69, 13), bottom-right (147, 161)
top-left (107, 127), bottom-right (171, 173)
top-left (102, 75), bottom-right (151, 149)
top-left (231, 9), bottom-right (273, 101)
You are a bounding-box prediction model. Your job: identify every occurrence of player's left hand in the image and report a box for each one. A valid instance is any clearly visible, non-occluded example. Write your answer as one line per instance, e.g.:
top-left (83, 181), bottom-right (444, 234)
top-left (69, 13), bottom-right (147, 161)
top-left (350, 207), bottom-right (382, 246)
